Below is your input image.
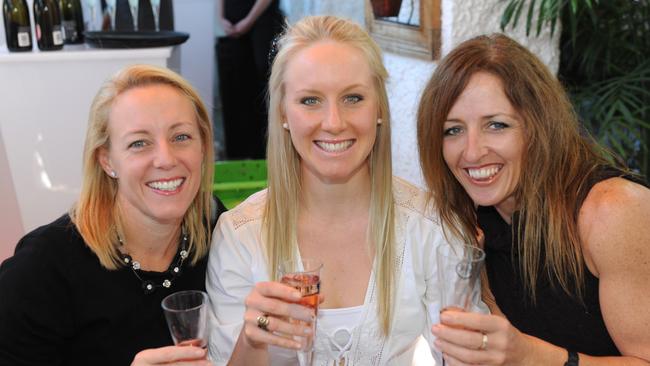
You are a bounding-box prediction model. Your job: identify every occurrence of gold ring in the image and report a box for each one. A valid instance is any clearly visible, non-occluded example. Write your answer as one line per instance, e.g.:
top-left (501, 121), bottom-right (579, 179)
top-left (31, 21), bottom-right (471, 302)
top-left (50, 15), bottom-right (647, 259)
top-left (256, 314), bottom-right (270, 331)
top-left (479, 333), bottom-right (488, 350)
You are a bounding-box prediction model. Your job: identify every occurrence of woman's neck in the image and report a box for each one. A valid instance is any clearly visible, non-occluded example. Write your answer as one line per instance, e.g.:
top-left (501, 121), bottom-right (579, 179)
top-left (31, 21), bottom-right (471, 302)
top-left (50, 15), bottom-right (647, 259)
top-left (118, 210), bottom-right (182, 271)
top-left (300, 165), bottom-right (372, 218)
top-left (494, 196), bottom-right (517, 225)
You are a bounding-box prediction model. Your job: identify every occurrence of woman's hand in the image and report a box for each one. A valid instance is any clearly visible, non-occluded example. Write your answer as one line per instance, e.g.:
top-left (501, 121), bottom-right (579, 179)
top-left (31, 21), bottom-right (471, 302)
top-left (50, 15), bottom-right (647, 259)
top-left (431, 310), bottom-right (532, 366)
top-left (241, 281), bottom-right (316, 351)
top-left (131, 345), bottom-right (212, 366)
top-left (218, 17), bottom-right (234, 36)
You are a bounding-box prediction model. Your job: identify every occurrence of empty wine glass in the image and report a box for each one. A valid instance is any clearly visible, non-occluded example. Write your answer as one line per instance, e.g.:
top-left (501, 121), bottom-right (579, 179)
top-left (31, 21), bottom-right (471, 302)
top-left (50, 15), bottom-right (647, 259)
top-left (149, 0), bottom-right (160, 31)
top-left (105, 0), bottom-right (116, 30)
top-left (83, 0), bottom-right (101, 31)
top-left (161, 290), bottom-right (210, 348)
top-left (128, 0), bottom-right (139, 31)
top-left (436, 243), bottom-right (485, 365)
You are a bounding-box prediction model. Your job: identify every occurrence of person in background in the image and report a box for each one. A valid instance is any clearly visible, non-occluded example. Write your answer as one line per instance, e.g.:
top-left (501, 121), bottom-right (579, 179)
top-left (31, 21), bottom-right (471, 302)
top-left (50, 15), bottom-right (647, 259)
top-left (206, 15), bottom-right (481, 366)
top-left (0, 65), bottom-right (225, 366)
top-left (417, 33), bottom-right (650, 365)
top-left (216, 0), bottom-right (284, 159)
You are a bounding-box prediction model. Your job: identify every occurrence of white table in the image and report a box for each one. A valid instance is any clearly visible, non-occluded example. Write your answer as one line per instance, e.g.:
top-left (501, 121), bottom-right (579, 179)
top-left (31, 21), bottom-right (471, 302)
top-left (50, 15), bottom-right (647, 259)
top-left (0, 45), bottom-right (176, 260)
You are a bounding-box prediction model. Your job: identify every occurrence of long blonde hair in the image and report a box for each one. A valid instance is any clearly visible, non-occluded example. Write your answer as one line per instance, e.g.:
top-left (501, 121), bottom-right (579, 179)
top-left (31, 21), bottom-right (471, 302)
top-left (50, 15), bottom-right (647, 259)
top-left (417, 34), bottom-right (616, 301)
top-left (71, 64), bottom-right (214, 269)
top-left (265, 16), bottom-right (395, 334)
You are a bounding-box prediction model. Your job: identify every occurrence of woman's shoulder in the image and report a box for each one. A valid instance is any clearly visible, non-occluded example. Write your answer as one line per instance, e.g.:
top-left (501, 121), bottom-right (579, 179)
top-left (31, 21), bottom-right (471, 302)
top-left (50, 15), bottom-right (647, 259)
top-left (580, 176), bottom-right (649, 223)
top-left (216, 189), bottom-right (267, 231)
top-left (579, 176), bottom-right (650, 275)
top-left (392, 176), bottom-right (439, 224)
top-left (0, 214), bottom-right (83, 294)
top-left (7, 214), bottom-right (82, 262)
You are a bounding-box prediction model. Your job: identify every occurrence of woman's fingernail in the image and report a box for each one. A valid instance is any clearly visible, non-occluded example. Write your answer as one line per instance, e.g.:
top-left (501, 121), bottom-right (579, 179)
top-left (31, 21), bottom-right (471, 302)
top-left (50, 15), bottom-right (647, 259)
top-left (431, 324), bottom-right (440, 334)
top-left (291, 291), bottom-right (301, 300)
top-left (293, 341), bottom-right (302, 349)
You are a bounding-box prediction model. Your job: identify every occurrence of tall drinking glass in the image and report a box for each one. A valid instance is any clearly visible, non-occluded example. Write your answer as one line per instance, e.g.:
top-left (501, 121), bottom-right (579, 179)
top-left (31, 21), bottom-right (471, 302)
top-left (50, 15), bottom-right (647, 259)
top-left (105, 0), bottom-right (116, 30)
top-left (149, 0), bottom-right (160, 31)
top-left (127, 0), bottom-right (139, 31)
top-left (161, 290), bottom-right (210, 348)
top-left (436, 243), bottom-right (485, 365)
top-left (278, 258), bottom-right (322, 366)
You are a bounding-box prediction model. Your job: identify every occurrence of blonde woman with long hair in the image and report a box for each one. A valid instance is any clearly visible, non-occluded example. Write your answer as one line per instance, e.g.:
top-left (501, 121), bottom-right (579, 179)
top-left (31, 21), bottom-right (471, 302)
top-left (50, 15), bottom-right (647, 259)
top-left (207, 16), bottom-right (468, 366)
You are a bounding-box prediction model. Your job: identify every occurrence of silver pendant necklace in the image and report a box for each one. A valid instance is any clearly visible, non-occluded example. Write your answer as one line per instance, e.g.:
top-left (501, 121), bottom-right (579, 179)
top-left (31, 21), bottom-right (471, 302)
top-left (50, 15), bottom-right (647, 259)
top-left (118, 232), bottom-right (189, 294)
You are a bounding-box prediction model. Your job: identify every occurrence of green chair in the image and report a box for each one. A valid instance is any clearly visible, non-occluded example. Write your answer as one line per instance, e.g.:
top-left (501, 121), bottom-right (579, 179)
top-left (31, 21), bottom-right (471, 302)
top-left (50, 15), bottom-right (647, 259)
top-left (213, 159), bottom-right (268, 209)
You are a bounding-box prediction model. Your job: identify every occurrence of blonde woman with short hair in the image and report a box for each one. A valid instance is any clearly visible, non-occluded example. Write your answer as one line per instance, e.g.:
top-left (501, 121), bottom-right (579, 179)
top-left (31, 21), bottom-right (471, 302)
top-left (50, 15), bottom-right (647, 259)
top-left (0, 65), bottom-right (224, 366)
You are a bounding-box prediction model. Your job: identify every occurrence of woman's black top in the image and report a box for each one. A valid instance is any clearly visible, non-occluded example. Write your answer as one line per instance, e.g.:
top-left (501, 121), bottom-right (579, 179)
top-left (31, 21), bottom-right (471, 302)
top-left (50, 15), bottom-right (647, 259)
top-left (479, 167), bottom-right (645, 356)
top-left (0, 201), bottom-right (225, 366)
top-left (223, 0), bottom-right (281, 23)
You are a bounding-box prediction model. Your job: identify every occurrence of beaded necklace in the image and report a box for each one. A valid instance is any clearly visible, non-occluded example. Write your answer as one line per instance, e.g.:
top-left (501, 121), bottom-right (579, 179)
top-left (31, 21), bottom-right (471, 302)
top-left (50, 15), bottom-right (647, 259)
top-left (118, 233), bottom-right (189, 294)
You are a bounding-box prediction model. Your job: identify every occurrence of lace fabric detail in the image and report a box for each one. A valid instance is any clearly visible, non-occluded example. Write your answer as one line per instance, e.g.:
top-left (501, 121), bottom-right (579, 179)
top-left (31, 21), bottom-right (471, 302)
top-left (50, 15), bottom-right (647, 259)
top-left (228, 189), bottom-right (266, 230)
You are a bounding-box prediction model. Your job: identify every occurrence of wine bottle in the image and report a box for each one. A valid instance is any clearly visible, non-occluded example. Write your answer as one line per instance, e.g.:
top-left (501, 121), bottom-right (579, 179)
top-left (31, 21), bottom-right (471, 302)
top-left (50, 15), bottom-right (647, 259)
top-left (2, 0), bottom-right (33, 51)
top-left (59, 0), bottom-right (83, 43)
top-left (33, 0), bottom-right (64, 50)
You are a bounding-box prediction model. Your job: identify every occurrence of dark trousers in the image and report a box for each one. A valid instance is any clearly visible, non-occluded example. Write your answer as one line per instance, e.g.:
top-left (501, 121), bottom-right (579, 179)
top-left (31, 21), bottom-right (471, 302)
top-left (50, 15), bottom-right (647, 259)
top-left (216, 11), bottom-right (282, 160)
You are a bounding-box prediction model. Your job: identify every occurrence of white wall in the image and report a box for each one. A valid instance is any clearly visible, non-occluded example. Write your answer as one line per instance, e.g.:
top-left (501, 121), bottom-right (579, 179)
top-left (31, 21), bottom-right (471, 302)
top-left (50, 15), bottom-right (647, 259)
top-left (173, 0), bottom-right (215, 116)
top-left (442, 0), bottom-right (560, 73)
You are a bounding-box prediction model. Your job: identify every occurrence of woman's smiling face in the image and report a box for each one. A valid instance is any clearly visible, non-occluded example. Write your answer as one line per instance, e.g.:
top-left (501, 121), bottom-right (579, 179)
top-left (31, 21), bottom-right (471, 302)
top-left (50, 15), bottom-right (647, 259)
top-left (100, 84), bottom-right (204, 226)
top-left (282, 40), bottom-right (379, 184)
top-left (442, 72), bottom-right (525, 218)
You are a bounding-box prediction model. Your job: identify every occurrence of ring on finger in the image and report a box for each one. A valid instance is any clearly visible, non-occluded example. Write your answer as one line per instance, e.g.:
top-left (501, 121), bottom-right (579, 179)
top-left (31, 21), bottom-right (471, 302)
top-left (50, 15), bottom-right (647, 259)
top-left (256, 314), bottom-right (270, 331)
top-left (478, 333), bottom-right (488, 350)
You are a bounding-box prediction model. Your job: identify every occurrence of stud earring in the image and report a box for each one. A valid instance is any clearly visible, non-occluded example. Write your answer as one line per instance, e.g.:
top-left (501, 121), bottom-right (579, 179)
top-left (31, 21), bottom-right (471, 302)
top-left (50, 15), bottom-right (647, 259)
top-left (377, 118), bottom-right (383, 125)
top-left (282, 123), bottom-right (289, 130)
top-left (110, 170), bottom-right (117, 178)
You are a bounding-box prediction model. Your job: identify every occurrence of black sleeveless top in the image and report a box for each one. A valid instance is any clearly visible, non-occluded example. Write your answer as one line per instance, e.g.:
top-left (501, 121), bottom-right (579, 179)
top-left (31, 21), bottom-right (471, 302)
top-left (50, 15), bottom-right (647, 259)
top-left (478, 167), bottom-right (645, 356)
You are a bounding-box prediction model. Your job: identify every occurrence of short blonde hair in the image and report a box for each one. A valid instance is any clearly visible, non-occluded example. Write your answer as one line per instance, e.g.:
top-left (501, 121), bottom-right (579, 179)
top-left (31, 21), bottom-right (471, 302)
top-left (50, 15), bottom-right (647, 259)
top-left (71, 64), bottom-right (214, 269)
top-left (264, 16), bottom-right (395, 334)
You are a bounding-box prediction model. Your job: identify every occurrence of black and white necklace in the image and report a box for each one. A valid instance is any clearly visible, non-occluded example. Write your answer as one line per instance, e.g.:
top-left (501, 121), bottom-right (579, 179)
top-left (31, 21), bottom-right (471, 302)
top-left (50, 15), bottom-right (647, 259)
top-left (118, 233), bottom-right (189, 294)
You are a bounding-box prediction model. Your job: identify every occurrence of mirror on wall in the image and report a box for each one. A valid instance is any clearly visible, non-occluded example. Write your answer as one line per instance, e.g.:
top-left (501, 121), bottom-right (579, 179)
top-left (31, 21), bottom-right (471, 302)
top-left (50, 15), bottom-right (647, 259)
top-left (365, 0), bottom-right (440, 60)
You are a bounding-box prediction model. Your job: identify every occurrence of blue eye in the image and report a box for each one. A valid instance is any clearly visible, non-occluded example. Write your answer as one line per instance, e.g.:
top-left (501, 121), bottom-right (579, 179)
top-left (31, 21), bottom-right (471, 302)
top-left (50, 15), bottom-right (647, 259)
top-left (489, 121), bottom-right (509, 130)
top-left (300, 97), bottom-right (319, 106)
top-left (175, 134), bottom-right (191, 142)
top-left (343, 94), bottom-right (363, 104)
top-left (443, 126), bottom-right (462, 136)
top-left (128, 140), bottom-right (146, 149)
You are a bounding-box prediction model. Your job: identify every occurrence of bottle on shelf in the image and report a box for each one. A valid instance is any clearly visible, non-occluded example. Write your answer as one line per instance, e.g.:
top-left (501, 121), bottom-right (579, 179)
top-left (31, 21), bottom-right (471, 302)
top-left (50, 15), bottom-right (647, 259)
top-left (2, 0), bottom-right (33, 51)
top-left (33, 0), bottom-right (64, 50)
top-left (59, 0), bottom-right (83, 43)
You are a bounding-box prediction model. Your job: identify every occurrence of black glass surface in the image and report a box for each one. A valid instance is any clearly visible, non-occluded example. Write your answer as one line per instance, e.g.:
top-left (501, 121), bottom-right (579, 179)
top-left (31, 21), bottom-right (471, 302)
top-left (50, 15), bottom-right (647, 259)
top-left (84, 30), bottom-right (189, 48)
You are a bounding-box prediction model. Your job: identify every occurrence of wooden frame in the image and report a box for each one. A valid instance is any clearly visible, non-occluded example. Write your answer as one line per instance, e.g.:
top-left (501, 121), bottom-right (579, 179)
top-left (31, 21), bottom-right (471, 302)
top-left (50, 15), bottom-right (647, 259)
top-left (365, 0), bottom-right (441, 60)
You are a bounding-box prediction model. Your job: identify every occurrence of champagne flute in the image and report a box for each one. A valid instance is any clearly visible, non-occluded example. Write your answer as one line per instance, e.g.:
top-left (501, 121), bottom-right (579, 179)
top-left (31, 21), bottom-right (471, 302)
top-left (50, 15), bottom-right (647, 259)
top-left (436, 243), bottom-right (485, 365)
top-left (83, 0), bottom-right (100, 31)
top-left (278, 258), bottom-right (322, 366)
top-left (161, 290), bottom-right (210, 348)
top-left (149, 0), bottom-right (160, 31)
top-left (127, 0), bottom-right (139, 31)
top-left (105, 0), bottom-right (116, 30)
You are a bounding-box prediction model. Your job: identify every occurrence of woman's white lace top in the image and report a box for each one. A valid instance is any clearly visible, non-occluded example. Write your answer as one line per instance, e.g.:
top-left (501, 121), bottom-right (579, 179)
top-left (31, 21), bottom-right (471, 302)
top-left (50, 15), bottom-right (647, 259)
top-left (206, 177), bottom-right (487, 366)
